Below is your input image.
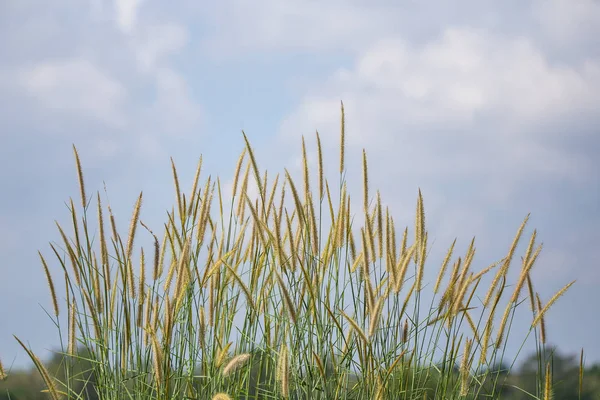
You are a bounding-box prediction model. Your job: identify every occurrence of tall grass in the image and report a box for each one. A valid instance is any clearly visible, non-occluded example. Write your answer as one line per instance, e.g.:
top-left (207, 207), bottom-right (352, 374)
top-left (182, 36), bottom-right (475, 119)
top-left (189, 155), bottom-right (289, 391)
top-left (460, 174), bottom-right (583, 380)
top-left (13, 104), bottom-right (578, 399)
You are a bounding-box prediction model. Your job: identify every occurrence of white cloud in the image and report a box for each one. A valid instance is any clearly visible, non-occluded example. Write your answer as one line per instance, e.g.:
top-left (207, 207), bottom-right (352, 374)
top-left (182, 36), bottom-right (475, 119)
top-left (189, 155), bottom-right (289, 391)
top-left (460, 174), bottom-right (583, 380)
top-left (132, 23), bottom-right (188, 74)
top-left (19, 58), bottom-right (128, 127)
top-left (114, 0), bottom-right (145, 34)
top-left (280, 27), bottom-right (600, 183)
top-left (532, 0), bottom-right (600, 45)
top-left (201, 0), bottom-right (393, 57)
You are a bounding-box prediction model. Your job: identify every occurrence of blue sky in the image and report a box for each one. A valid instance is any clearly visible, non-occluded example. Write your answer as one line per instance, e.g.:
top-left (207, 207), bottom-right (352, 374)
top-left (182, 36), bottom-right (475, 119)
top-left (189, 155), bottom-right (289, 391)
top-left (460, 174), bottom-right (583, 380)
top-left (1, 0), bottom-right (599, 370)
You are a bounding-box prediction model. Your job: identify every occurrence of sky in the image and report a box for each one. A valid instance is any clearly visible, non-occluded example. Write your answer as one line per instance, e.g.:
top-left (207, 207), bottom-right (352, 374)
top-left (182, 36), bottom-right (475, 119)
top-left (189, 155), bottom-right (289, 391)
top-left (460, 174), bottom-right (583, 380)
top-left (0, 0), bottom-right (599, 371)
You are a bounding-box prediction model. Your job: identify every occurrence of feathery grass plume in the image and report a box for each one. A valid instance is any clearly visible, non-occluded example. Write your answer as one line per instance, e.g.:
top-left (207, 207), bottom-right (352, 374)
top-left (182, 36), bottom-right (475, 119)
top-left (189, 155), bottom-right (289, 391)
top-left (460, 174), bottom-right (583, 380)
top-left (532, 280), bottom-right (575, 328)
top-left (242, 130), bottom-right (265, 205)
top-left (376, 191), bottom-right (383, 258)
top-left (237, 162), bottom-right (250, 218)
top-left (368, 297), bottom-right (385, 338)
top-left (480, 276), bottom-right (505, 364)
top-left (536, 293), bottom-right (547, 344)
top-left (222, 261), bottom-right (257, 312)
top-left (197, 177), bottom-right (214, 247)
top-left (460, 338), bottom-right (473, 397)
top-left (68, 301), bottom-right (77, 355)
top-left (340, 309), bottom-right (369, 345)
top-left (72, 145), bottom-right (86, 209)
top-left (137, 249), bottom-right (146, 328)
top-left (186, 155), bottom-right (203, 215)
top-left (308, 192), bottom-right (319, 252)
top-left (316, 131), bottom-right (324, 201)
top-left (231, 148), bottom-right (247, 199)
top-left (212, 394), bottom-right (232, 400)
top-left (170, 157), bottom-right (184, 221)
top-left (365, 208), bottom-right (377, 262)
top-left (39, 252), bottom-right (59, 317)
top-left (484, 214), bottom-right (529, 307)
top-left (275, 270), bottom-right (298, 325)
top-left (394, 244), bottom-right (415, 294)
top-left (265, 173), bottom-right (280, 220)
top-left (416, 231), bottom-right (428, 292)
top-left (216, 342), bottom-right (233, 368)
top-left (223, 353), bottom-right (251, 376)
top-left (285, 210), bottom-right (298, 272)
top-left (340, 100), bottom-right (345, 173)
top-left (150, 330), bottom-right (164, 383)
top-left (14, 336), bottom-right (62, 400)
top-left (510, 242), bottom-right (543, 305)
top-left (277, 344), bottom-right (290, 397)
top-left (96, 192), bottom-right (110, 285)
top-left (198, 305), bottom-right (206, 346)
top-left (125, 192), bottom-right (143, 262)
top-left (526, 273), bottom-right (536, 312)
top-left (285, 169), bottom-right (306, 226)
top-left (414, 189), bottom-right (425, 264)
top-left (301, 135), bottom-right (310, 202)
top-left (497, 244), bottom-right (544, 348)
top-left (141, 221), bottom-right (161, 281)
top-left (360, 227), bottom-right (370, 279)
top-left (544, 361), bottom-right (552, 400)
top-left (451, 272), bottom-right (473, 317)
top-left (55, 222), bottom-right (81, 287)
top-left (434, 239), bottom-right (456, 294)
top-left (0, 357), bottom-right (6, 381)
top-left (402, 319), bottom-right (409, 343)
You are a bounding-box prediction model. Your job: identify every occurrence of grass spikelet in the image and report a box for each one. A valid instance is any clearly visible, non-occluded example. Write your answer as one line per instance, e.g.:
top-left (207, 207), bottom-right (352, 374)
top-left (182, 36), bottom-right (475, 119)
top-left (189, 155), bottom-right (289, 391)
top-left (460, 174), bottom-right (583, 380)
top-left (125, 192), bottom-right (143, 261)
top-left (340, 309), bottom-right (369, 345)
top-left (39, 252), bottom-right (59, 317)
top-left (302, 135), bottom-right (310, 203)
top-left (222, 353), bottom-right (251, 377)
top-left (237, 162), bottom-right (250, 218)
top-left (285, 169), bottom-right (305, 226)
top-left (68, 301), bottom-right (77, 355)
top-left (536, 293), bottom-right (547, 344)
top-left (231, 149), bottom-right (247, 199)
top-left (460, 338), bottom-right (473, 396)
top-left (278, 344), bottom-right (290, 397)
top-left (308, 192), bottom-right (319, 252)
top-left (55, 222), bottom-right (81, 287)
top-left (171, 157), bottom-right (183, 220)
top-left (275, 271), bottom-right (298, 325)
top-left (532, 280), bottom-right (575, 328)
top-left (526, 273), bottom-right (536, 312)
top-left (434, 239), bottom-right (456, 294)
top-left (212, 394), bottom-right (232, 400)
top-left (368, 297), bottom-right (385, 338)
top-left (187, 155), bottom-right (203, 215)
top-left (72, 145), bottom-right (86, 209)
top-left (484, 214), bottom-right (529, 307)
top-left (150, 331), bottom-right (163, 383)
top-left (544, 361), bottom-right (552, 400)
top-left (0, 358), bottom-right (6, 381)
top-left (242, 130), bottom-right (265, 205)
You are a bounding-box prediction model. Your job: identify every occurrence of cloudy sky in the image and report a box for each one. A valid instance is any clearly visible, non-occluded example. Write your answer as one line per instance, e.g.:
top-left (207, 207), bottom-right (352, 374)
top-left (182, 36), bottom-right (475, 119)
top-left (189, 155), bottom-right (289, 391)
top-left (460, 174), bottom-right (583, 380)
top-left (1, 0), bottom-right (599, 371)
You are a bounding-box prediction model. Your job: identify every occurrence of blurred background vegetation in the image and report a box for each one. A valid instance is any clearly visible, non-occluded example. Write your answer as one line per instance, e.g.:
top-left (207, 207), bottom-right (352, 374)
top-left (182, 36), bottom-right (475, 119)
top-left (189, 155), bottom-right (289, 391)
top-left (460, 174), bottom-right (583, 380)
top-left (2, 345), bottom-right (599, 399)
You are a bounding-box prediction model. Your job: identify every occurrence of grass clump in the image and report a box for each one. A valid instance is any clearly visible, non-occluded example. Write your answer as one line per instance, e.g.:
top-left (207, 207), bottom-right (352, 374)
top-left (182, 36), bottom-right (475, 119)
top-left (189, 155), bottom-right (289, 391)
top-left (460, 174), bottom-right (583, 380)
top-left (13, 103), bottom-right (578, 399)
